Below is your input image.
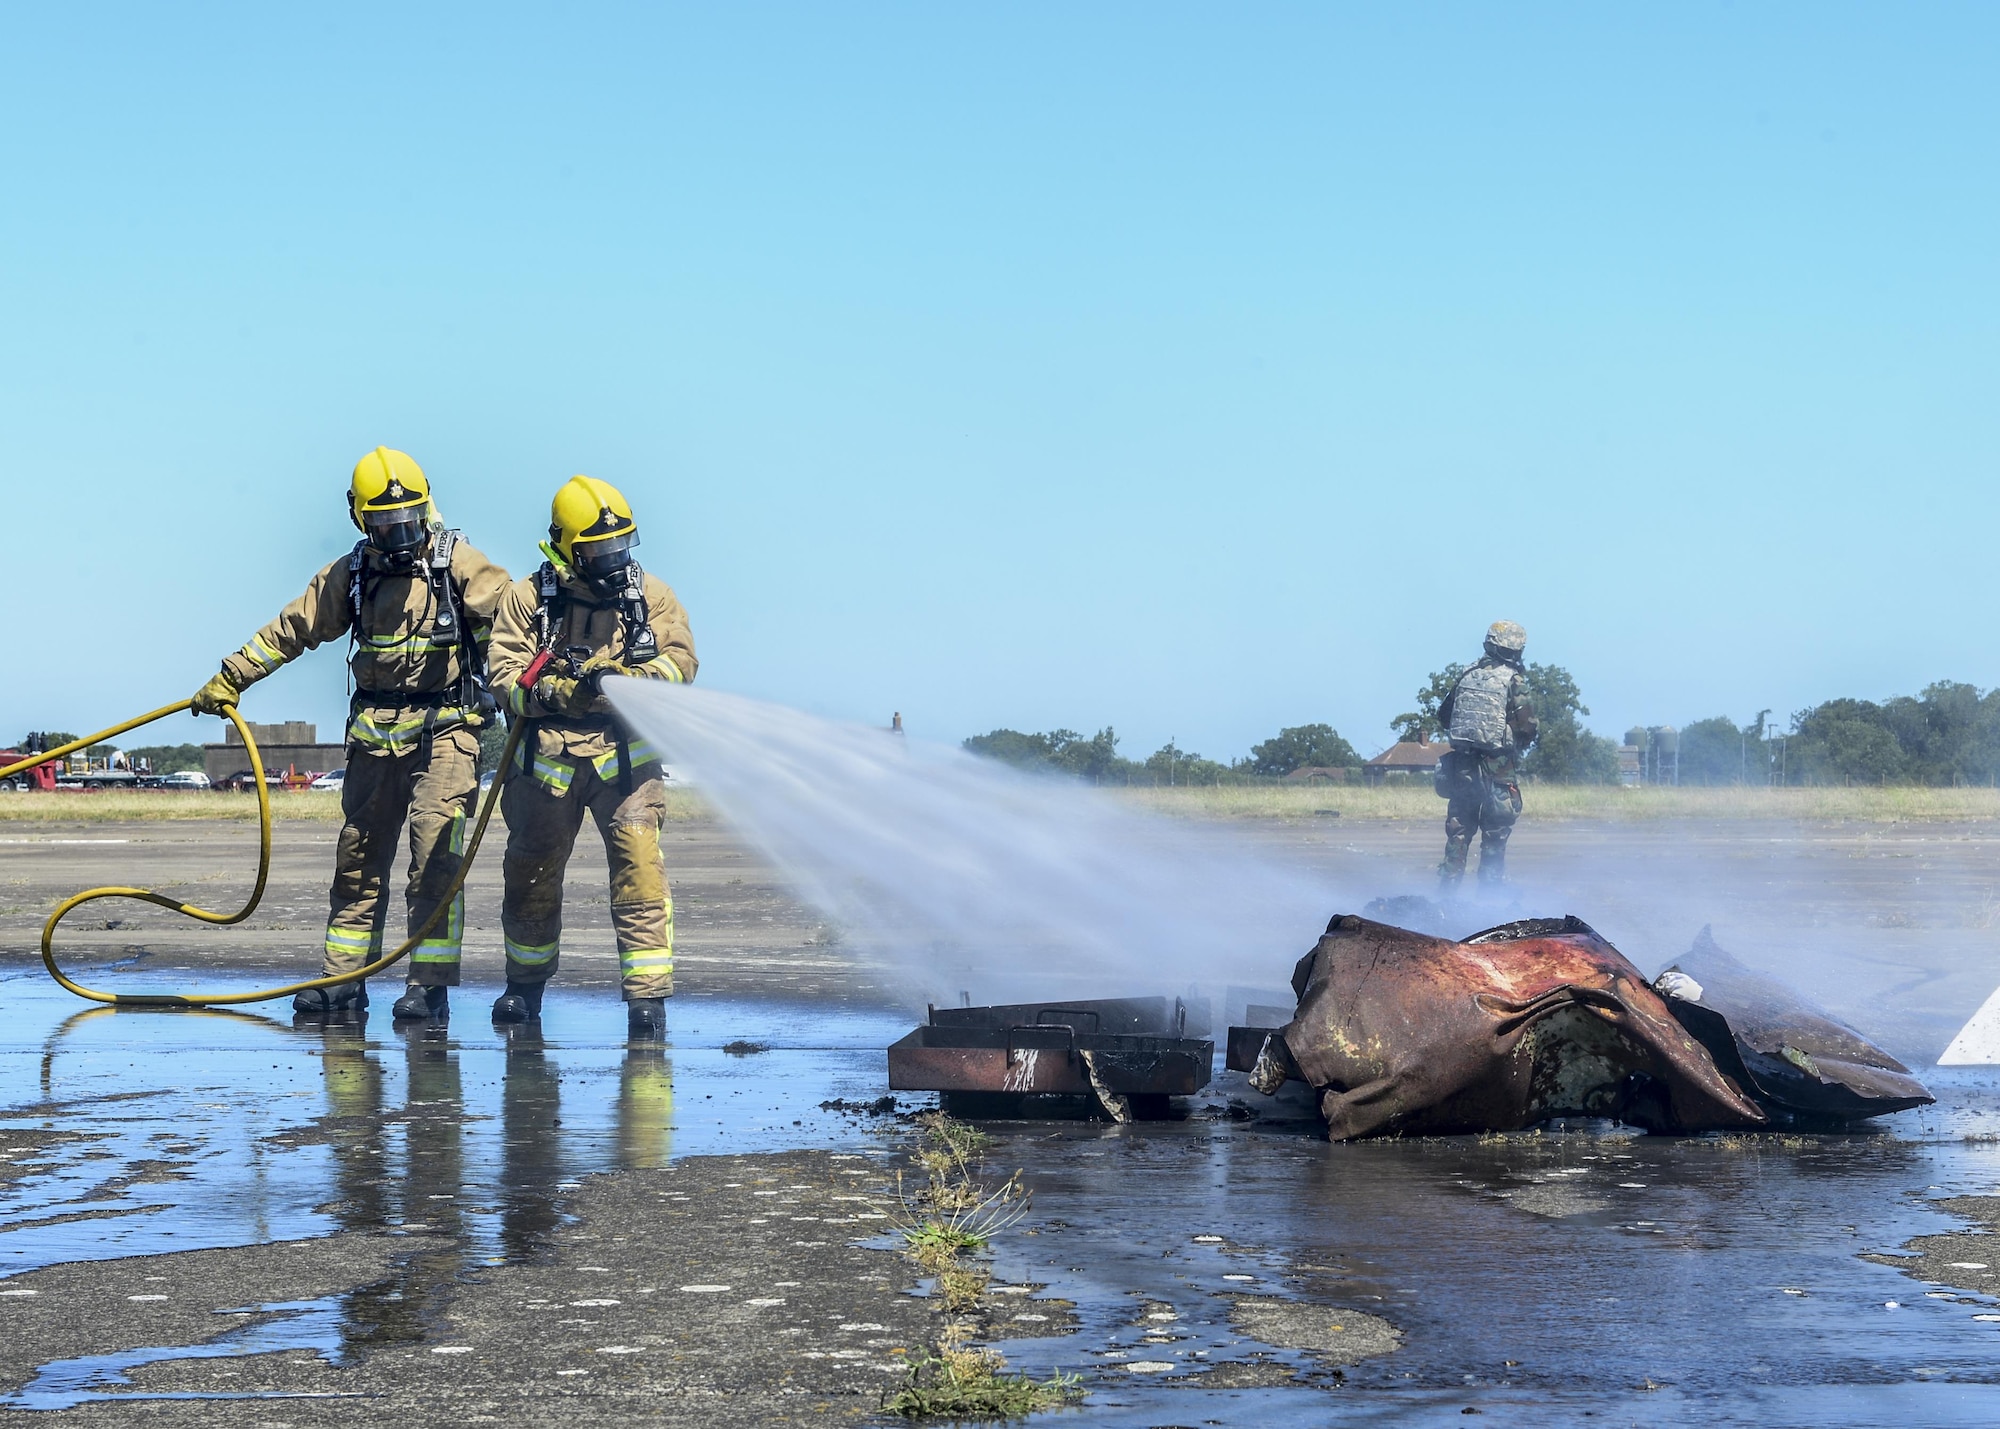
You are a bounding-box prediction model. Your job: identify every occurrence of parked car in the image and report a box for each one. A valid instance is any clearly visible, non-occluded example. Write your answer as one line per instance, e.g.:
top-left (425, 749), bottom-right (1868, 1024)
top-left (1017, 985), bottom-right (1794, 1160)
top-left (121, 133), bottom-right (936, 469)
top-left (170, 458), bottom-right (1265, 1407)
top-left (309, 768), bottom-right (346, 792)
top-left (217, 769), bottom-right (288, 792)
top-left (159, 771), bottom-right (212, 790)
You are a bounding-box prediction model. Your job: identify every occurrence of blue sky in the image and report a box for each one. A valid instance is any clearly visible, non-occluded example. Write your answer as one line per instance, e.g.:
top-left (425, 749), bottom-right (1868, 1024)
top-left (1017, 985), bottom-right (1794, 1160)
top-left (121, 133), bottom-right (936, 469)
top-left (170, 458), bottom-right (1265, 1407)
top-left (2, 5), bottom-right (1992, 762)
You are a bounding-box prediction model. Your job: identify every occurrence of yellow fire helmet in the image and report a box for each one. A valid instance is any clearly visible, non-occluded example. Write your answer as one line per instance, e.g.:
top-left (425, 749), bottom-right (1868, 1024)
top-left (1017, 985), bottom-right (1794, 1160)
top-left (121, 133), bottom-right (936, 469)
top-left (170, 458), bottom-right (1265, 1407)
top-left (348, 447), bottom-right (431, 530)
top-left (548, 474), bottom-right (640, 568)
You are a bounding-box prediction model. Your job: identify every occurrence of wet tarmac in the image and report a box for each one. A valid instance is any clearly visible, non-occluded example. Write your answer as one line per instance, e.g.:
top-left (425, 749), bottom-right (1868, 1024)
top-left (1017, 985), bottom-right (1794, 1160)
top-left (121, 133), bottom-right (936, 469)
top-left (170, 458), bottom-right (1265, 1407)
top-left (7, 814), bottom-right (2000, 1423)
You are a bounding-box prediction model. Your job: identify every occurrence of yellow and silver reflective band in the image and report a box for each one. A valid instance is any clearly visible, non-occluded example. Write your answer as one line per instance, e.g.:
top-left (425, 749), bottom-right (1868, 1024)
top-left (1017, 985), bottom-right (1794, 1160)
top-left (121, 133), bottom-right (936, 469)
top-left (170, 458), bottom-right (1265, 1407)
top-left (411, 811), bottom-right (466, 964)
top-left (507, 682), bottom-right (531, 717)
top-left (356, 632), bottom-right (456, 655)
top-left (239, 634), bottom-right (286, 673)
top-left (619, 947), bottom-right (674, 980)
top-left (505, 936), bottom-right (559, 968)
top-left (635, 654), bottom-right (685, 684)
top-left (348, 709), bottom-right (429, 752)
top-left (589, 738), bottom-right (660, 781)
top-left (347, 707), bottom-right (468, 755)
top-left (324, 924), bottom-right (379, 964)
top-left (516, 747), bottom-right (577, 796)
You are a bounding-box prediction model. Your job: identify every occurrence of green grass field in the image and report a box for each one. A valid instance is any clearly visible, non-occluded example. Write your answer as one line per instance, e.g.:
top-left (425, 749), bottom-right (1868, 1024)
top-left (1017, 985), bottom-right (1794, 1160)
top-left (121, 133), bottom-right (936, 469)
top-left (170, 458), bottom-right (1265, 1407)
top-left (3, 782), bottom-right (1995, 826)
top-left (1115, 781), bottom-right (2000, 824)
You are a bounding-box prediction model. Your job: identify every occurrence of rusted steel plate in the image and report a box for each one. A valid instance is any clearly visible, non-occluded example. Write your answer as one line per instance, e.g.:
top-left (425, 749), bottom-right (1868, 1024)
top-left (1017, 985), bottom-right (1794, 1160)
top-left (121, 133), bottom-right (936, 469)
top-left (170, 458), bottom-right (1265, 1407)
top-left (887, 1025), bottom-right (1212, 1096)
top-left (1226, 1024), bottom-right (1275, 1076)
top-left (929, 996), bottom-right (1196, 1038)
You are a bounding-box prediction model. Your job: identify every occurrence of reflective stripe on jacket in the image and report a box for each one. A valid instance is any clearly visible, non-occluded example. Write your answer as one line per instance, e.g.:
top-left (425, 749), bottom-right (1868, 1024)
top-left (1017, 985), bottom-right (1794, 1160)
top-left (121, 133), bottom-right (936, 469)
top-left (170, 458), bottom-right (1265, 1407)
top-left (218, 539), bottom-right (511, 756)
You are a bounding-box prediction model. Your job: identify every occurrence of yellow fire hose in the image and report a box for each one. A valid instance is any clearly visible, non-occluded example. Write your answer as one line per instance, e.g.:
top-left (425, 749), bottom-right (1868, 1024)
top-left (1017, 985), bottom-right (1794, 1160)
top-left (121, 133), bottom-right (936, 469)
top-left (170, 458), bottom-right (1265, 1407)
top-left (0, 700), bottom-right (521, 1007)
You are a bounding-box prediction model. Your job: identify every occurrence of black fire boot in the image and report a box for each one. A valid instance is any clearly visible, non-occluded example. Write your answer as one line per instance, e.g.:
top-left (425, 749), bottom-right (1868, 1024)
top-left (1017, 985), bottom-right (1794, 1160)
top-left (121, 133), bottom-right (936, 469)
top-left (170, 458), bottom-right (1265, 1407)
top-left (392, 985), bottom-right (449, 1022)
top-left (491, 981), bottom-right (546, 1024)
top-left (293, 982), bottom-right (368, 1017)
top-left (627, 997), bottom-right (668, 1040)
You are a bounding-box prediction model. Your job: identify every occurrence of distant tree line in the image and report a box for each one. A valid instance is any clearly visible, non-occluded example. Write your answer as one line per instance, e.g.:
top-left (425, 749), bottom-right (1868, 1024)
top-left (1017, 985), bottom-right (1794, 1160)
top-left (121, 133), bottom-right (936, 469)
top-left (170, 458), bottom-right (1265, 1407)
top-left (124, 743), bottom-right (205, 774)
top-left (1663, 682), bottom-right (2000, 786)
top-left (962, 722), bottom-right (1360, 785)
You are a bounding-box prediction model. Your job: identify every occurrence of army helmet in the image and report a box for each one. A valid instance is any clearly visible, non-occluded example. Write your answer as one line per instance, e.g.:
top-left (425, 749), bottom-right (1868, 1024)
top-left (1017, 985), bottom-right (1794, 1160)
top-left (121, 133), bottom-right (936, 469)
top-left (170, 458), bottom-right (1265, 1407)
top-left (1485, 620), bottom-right (1527, 655)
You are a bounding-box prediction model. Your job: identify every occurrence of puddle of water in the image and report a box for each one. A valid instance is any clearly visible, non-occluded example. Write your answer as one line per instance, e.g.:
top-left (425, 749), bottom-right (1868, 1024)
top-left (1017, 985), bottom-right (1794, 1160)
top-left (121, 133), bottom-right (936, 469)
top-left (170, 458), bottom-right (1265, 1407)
top-left (0, 971), bottom-right (911, 1276)
top-left (4, 1297), bottom-right (351, 1410)
top-left (12, 962), bottom-right (2000, 1423)
top-left (958, 1067), bottom-right (2000, 1424)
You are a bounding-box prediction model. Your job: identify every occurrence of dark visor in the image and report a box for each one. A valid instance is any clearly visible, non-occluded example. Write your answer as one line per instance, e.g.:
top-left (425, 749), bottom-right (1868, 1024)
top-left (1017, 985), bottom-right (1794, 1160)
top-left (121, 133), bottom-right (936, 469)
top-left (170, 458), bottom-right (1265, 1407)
top-left (363, 508), bottom-right (427, 553)
top-left (574, 532), bottom-right (638, 574)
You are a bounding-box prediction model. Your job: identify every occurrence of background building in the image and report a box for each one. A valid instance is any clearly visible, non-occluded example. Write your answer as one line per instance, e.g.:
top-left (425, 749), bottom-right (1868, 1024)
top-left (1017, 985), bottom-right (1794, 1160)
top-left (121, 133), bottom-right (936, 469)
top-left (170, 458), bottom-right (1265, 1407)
top-left (203, 721), bottom-right (346, 784)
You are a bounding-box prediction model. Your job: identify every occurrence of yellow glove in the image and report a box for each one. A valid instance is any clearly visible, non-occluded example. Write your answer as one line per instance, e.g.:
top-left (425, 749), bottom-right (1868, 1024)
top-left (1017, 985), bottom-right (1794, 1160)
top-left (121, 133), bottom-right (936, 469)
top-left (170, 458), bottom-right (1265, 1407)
top-left (535, 673), bottom-right (586, 715)
top-left (191, 670), bottom-right (241, 716)
top-left (580, 652), bottom-right (633, 680)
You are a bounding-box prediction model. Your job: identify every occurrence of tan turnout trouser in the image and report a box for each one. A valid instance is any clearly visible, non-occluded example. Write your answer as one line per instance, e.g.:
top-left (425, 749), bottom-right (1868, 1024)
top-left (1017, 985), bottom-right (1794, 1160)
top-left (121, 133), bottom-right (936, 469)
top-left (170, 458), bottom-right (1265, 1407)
top-left (500, 759), bottom-right (674, 1001)
top-left (323, 726), bottom-right (480, 987)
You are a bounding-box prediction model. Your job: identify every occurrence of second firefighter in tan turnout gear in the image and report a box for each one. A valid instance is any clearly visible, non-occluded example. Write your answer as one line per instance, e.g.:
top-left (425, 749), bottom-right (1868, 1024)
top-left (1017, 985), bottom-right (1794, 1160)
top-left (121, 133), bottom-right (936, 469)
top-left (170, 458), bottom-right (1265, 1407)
top-left (191, 448), bottom-right (510, 1022)
top-left (486, 476), bottom-right (697, 1039)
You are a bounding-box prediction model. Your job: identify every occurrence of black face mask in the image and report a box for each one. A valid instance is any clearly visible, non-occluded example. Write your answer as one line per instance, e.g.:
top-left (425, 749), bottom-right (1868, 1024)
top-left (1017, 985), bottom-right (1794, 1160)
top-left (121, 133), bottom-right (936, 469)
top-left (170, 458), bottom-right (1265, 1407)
top-left (365, 512), bottom-right (428, 569)
top-left (574, 533), bottom-right (637, 596)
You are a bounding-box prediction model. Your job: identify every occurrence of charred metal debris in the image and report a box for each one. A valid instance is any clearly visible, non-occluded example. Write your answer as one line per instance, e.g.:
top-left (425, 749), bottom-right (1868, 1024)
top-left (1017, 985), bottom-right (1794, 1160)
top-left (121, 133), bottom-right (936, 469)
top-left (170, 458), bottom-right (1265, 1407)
top-left (1228, 914), bottom-right (1931, 1139)
top-left (888, 996), bottom-right (1213, 1122)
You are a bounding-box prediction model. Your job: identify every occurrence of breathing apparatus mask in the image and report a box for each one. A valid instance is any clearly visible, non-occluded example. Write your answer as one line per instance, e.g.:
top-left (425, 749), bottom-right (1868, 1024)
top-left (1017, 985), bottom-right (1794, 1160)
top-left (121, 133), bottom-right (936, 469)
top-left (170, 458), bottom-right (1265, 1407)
top-left (573, 531), bottom-right (638, 597)
top-left (363, 506), bottom-right (430, 570)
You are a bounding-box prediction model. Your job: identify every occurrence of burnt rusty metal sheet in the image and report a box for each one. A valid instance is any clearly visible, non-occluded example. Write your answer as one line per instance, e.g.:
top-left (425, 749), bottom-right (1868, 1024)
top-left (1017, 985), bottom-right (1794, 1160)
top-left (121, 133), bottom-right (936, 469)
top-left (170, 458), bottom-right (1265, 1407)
top-left (888, 996), bottom-right (1213, 1100)
top-left (1653, 926), bottom-right (1932, 1124)
top-left (1240, 913), bottom-right (1769, 1140)
top-left (927, 995), bottom-right (1205, 1039)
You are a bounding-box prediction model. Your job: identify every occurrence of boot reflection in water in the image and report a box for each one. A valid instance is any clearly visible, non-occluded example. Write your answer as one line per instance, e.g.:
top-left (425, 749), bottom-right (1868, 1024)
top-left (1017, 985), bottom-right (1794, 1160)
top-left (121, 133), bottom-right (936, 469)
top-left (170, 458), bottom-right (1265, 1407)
top-left (499, 1028), bottom-right (566, 1261)
top-left (315, 1021), bottom-right (387, 1231)
top-left (618, 1046), bottom-right (674, 1170)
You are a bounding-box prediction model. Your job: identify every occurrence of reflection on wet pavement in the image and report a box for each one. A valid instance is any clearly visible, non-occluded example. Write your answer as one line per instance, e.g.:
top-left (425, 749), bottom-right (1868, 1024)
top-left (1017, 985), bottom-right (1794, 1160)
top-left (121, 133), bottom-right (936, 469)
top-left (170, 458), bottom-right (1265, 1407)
top-left (10, 966), bottom-right (2000, 1421)
top-left (0, 971), bottom-right (910, 1410)
top-left (0, 974), bottom-right (907, 1280)
top-left (9, 1297), bottom-right (354, 1410)
top-left (959, 1074), bottom-right (2000, 1423)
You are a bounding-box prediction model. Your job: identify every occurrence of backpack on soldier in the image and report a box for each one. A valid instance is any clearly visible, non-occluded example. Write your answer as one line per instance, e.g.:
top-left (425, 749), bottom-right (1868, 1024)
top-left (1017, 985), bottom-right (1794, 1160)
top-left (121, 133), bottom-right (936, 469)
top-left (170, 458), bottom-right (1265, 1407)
top-left (1447, 662), bottom-right (1515, 752)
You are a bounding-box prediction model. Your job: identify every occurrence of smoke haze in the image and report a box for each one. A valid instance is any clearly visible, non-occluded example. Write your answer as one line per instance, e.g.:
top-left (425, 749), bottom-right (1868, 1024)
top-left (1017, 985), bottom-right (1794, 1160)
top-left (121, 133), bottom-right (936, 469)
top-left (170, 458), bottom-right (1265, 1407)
top-left (611, 682), bottom-right (1985, 1060)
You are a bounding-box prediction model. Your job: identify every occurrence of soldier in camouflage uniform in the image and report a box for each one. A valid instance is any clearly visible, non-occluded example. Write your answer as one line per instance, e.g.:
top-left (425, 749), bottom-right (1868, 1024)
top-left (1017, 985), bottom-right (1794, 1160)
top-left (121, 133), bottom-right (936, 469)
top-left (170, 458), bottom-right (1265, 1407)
top-left (1436, 621), bottom-right (1538, 887)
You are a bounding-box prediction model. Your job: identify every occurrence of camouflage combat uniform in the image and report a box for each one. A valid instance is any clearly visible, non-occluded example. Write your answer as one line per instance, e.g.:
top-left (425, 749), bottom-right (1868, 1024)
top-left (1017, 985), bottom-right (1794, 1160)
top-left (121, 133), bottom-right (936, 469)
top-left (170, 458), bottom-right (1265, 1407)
top-left (486, 566), bottom-right (696, 1002)
top-left (1436, 657), bottom-right (1538, 885)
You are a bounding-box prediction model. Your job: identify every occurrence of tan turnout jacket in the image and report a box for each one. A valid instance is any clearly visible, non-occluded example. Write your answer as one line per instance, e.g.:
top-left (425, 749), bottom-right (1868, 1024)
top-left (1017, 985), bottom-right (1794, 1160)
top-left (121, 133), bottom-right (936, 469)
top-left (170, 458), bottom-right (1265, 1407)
top-left (220, 537), bottom-right (511, 756)
top-left (487, 566), bottom-right (696, 792)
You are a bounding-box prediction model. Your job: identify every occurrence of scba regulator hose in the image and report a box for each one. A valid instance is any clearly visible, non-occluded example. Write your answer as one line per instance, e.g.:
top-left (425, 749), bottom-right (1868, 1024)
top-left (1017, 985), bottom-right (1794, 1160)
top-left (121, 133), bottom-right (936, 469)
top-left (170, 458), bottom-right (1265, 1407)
top-left (0, 700), bottom-right (521, 1007)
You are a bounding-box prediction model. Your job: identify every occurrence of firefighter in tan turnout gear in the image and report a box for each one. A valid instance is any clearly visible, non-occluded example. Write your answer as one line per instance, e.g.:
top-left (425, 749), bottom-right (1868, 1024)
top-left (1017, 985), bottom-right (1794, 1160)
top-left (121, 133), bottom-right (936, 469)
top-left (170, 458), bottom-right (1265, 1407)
top-left (1435, 620), bottom-right (1538, 888)
top-left (486, 476), bottom-right (696, 1039)
top-left (190, 449), bottom-right (510, 1021)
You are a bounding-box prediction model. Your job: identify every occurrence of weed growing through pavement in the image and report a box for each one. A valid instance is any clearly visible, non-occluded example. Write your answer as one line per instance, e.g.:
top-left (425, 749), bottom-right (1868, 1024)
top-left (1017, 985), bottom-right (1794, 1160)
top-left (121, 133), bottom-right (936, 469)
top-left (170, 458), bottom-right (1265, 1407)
top-left (883, 1111), bottom-right (1081, 1418)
